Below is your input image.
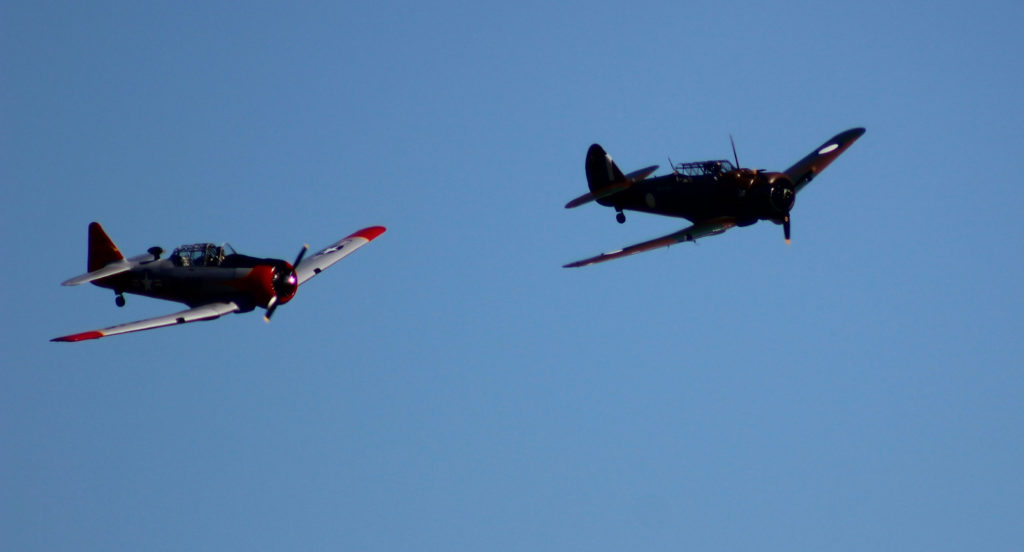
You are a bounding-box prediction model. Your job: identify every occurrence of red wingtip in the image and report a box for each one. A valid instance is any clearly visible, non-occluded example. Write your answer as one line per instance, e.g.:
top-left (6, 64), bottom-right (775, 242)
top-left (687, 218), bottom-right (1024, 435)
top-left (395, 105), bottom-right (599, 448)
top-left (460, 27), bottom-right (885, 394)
top-left (348, 226), bottom-right (386, 241)
top-left (51, 331), bottom-right (105, 343)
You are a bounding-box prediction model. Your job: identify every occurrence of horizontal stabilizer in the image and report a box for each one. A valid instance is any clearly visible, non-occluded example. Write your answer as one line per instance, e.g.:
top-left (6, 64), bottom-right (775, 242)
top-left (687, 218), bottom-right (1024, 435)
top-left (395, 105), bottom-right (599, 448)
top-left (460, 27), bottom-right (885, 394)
top-left (61, 260), bottom-right (132, 286)
top-left (625, 165), bottom-right (658, 182)
top-left (564, 192), bottom-right (596, 209)
top-left (565, 182), bottom-right (630, 208)
top-left (566, 163), bottom-right (659, 209)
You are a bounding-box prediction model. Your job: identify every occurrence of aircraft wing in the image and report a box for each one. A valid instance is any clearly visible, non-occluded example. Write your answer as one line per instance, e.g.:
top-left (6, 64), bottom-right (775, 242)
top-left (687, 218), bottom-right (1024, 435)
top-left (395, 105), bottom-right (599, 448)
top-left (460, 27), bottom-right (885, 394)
top-left (294, 226), bottom-right (386, 285)
top-left (51, 301), bottom-right (242, 342)
top-left (563, 217), bottom-right (737, 268)
top-left (61, 260), bottom-right (133, 286)
top-left (785, 127), bottom-right (866, 192)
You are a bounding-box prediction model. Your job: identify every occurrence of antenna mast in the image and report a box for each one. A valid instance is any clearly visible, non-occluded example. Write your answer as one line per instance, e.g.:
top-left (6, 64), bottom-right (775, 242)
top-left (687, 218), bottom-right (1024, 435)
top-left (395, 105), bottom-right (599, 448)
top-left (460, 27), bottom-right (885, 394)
top-left (729, 134), bottom-right (740, 168)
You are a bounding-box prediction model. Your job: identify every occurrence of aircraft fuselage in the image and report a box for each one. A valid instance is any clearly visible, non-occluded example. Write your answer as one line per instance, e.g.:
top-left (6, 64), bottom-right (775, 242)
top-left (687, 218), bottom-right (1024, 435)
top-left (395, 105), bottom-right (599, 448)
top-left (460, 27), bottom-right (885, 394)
top-left (598, 169), bottom-right (794, 227)
top-left (92, 255), bottom-right (292, 311)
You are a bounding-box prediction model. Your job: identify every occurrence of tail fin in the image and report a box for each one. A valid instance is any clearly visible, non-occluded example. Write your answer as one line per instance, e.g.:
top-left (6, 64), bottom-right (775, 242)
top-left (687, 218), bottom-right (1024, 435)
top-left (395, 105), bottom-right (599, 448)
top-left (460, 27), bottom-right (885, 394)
top-left (87, 222), bottom-right (124, 272)
top-left (567, 144), bottom-right (659, 209)
top-left (585, 144), bottom-right (627, 194)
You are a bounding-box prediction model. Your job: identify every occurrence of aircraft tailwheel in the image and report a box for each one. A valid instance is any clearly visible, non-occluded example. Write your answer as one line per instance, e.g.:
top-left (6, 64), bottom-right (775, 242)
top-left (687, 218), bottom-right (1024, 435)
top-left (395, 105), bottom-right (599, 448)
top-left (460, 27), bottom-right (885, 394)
top-left (616, 211), bottom-right (626, 224)
top-left (115, 294), bottom-right (126, 307)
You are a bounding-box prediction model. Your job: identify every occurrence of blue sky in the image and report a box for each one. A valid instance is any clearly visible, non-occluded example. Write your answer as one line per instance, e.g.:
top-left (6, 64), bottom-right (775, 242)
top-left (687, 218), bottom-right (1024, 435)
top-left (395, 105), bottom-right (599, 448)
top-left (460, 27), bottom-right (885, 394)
top-left (3, 1), bottom-right (1023, 550)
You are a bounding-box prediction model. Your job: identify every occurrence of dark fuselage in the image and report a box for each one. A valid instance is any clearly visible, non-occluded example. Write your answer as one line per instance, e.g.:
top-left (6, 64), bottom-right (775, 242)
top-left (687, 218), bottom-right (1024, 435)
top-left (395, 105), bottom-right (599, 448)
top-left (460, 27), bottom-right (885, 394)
top-left (598, 168), bottom-right (793, 227)
top-left (94, 253), bottom-right (291, 311)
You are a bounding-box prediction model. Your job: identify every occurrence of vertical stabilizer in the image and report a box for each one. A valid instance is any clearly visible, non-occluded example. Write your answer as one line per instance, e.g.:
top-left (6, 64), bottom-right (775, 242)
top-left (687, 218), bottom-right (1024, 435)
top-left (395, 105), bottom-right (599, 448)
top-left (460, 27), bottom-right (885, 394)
top-left (585, 144), bottom-right (627, 194)
top-left (87, 222), bottom-right (124, 272)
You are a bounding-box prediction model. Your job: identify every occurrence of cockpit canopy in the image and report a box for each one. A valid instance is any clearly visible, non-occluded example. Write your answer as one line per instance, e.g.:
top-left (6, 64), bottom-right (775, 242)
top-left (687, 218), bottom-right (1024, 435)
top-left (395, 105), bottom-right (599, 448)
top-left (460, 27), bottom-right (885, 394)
top-left (171, 243), bottom-right (236, 267)
top-left (673, 159), bottom-right (735, 177)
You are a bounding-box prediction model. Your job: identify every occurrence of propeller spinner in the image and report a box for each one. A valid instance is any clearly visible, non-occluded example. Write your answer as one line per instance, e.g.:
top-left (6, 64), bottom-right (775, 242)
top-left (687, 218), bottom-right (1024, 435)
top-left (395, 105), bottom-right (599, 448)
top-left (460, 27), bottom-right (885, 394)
top-left (264, 244), bottom-right (308, 322)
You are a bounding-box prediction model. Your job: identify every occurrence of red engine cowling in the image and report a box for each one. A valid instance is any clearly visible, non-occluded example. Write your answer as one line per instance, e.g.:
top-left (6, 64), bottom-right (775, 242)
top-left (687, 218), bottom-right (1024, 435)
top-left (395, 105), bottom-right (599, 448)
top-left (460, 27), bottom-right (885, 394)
top-left (239, 263), bottom-right (299, 308)
top-left (269, 262), bottom-right (299, 307)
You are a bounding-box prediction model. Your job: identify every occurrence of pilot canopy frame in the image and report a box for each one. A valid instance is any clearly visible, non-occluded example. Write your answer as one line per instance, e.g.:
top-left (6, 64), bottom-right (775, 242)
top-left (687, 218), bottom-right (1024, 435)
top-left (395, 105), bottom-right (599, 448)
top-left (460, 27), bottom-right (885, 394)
top-left (171, 243), bottom-right (237, 267)
top-left (672, 159), bottom-right (735, 177)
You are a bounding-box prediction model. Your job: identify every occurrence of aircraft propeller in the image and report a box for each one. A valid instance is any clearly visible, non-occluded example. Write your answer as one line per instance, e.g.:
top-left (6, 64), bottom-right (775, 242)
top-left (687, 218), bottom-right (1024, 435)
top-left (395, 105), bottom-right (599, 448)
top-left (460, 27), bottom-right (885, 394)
top-left (264, 244), bottom-right (308, 322)
top-left (778, 186), bottom-right (795, 244)
top-left (766, 177), bottom-right (796, 245)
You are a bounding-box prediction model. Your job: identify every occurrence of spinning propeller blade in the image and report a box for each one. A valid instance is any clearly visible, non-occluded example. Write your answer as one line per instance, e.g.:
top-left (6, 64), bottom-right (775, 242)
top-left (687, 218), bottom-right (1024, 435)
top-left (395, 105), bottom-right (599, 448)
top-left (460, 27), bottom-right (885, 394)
top-left (263, 296), bottom-right (279, 322)
top-left (292, 244), bottom-right (309, 268)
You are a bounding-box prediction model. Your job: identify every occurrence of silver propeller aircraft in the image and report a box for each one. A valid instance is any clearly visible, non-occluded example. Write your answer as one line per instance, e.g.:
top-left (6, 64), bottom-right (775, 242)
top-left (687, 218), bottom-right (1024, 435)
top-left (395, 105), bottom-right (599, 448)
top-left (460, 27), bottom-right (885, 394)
top-left (52, 222), bottom-right (385, 342)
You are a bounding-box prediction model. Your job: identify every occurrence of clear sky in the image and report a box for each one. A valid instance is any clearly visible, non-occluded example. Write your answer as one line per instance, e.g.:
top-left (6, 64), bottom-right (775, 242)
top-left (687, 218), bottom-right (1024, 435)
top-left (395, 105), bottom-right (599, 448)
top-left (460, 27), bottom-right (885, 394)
top-left (3, 1), bottom-right (1023, 550)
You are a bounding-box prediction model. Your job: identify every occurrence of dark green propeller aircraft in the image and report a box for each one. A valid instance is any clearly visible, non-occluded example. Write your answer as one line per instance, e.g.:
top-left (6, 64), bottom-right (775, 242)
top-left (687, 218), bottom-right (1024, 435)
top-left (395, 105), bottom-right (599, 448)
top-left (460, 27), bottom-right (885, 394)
top-left (563, 128), bottom-right (865, 267)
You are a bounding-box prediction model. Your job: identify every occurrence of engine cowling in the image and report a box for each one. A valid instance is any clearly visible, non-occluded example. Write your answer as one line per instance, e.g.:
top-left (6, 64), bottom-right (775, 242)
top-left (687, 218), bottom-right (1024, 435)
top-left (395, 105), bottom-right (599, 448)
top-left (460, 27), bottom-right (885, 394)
top-left (263, 245), bottom-right (308, 321)
top-left (238, 263), bottom-right (299, 309)
top-left (269, 262), bottom-right (299, 307)
top-left (751, 172), bottom-right (795, 219)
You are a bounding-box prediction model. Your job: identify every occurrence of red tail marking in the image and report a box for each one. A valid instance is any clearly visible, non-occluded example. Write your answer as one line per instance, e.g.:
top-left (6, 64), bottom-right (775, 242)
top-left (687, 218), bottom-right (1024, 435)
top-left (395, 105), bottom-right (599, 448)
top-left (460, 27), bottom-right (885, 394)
top-left (87, 222), bottom-right (124, 272)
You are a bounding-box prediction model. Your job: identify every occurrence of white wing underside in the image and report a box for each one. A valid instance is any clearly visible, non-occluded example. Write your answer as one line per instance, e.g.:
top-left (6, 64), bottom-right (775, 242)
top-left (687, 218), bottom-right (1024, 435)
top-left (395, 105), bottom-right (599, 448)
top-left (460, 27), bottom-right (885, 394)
top-left (51, 302), bottom-right (242, 342)
top-left (294, 226), bottom-right (386, 285)
top-left (563, 218), bottom-right (737, 268)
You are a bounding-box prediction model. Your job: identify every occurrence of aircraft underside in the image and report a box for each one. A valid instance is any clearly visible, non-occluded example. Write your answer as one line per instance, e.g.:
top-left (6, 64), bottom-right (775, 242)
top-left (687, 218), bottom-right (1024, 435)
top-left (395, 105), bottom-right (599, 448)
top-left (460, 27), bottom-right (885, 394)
top-left (608, 178), bottom-right (764, 225)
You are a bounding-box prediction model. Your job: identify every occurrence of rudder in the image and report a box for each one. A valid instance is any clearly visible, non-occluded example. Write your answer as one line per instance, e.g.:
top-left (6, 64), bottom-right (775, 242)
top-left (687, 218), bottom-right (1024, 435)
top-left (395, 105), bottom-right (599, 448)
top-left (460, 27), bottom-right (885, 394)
top-left (585, 144), bottom-right (627, 195)
top-left (87, 222), bottom-right (124, 272)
